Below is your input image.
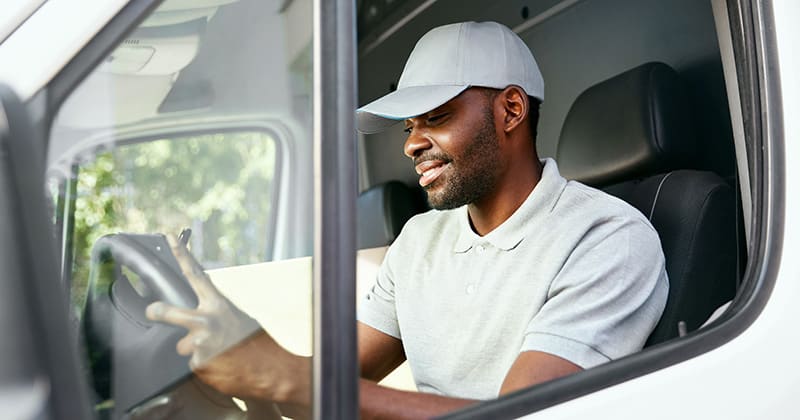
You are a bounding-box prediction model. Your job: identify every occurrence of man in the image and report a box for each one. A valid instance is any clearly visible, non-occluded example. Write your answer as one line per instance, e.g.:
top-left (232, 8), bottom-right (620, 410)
top-left (147, 21), bottom-right (668, 419)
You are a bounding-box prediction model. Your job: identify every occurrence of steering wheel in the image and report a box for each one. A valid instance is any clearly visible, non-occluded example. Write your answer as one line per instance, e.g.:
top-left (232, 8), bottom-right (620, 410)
top-left (81, 233), bottom-right (250, 419)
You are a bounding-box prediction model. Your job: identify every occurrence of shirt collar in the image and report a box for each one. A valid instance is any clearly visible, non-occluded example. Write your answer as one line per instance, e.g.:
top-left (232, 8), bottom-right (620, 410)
top-left (453, 158), bottom-right (567, 253)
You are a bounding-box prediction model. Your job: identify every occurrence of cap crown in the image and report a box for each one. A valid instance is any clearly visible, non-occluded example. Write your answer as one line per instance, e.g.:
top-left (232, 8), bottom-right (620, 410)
top-left (355, 21), bottom-right (544, 134)
top-left (398, 21), bottom-right (544, 100)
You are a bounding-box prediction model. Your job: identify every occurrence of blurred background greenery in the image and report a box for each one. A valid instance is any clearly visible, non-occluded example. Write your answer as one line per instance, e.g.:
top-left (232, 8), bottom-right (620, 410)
top-left (69, 131), bottom-right (277, 311)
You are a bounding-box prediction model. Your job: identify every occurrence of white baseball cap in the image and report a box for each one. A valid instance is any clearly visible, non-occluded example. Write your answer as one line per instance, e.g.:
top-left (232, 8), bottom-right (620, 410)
top-left (356, 21), bottom-right (544, 134)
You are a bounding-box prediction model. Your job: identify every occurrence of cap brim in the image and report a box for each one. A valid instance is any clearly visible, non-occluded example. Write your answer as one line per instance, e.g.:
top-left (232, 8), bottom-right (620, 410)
top-left (356, 84), bottom-right (469, 134)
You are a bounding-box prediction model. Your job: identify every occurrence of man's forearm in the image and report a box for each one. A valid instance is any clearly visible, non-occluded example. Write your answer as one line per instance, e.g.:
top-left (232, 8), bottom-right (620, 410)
top-left (360, 379), bottom-right (477, 420)
top-left (253, 380), bottom-right (473, 420)
top-left (246, 352), bottom-right (476, 419)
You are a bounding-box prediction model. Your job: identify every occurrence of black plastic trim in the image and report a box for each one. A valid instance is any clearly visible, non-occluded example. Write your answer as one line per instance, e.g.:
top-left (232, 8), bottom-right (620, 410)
top-left (439, 0), bottom-right (785, 418)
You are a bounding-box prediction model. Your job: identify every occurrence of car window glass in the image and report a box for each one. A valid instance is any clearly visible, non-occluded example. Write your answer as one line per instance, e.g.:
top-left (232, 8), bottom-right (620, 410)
top-left (69, 132), bottom-right (278, 311)
top-left (46, 0), bottom-right (314, 418)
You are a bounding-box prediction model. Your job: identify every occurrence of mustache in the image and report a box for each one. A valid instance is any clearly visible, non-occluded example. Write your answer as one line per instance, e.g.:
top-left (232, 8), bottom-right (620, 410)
top-left (413, 152), bottom-right (452, 167)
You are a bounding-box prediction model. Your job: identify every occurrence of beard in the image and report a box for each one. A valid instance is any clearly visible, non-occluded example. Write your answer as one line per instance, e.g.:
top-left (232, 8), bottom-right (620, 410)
top-left (424, 109), bottom-right (502, 210)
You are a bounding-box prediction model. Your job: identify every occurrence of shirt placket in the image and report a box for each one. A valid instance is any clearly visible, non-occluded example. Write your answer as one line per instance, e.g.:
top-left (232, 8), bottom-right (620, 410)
top-left (464, 241), bottom-right (492, 296)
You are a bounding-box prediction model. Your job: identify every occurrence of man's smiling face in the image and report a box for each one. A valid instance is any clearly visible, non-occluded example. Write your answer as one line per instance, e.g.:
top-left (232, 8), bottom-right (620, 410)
top-left (403, 88), bottom-right (503, 210)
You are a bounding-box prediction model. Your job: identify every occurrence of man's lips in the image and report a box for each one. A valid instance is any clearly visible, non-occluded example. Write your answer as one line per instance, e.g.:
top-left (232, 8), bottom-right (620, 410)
top-left (415, 159), bottom-right (450, 187)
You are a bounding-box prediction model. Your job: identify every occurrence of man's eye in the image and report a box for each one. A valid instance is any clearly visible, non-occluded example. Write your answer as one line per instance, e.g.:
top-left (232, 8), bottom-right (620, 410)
top-left (428, 113), bottom-right (448, 124)
top-left (403, 126), bottom-right (413, 133)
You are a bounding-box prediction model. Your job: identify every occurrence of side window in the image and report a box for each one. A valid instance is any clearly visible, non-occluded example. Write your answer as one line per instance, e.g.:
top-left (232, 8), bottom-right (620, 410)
top-left (47, 1), bottom-right (315, 418)
top-left (355, 0), bottom-right (770, 418)
top-left (69, 132), bottom-right (279, 310)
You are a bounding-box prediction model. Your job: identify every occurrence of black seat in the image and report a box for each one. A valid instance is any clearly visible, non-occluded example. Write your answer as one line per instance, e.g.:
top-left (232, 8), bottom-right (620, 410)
top-left (357, 181), bottom-right (428, 249)
top-left (557, 62), bottom-right (738, 346)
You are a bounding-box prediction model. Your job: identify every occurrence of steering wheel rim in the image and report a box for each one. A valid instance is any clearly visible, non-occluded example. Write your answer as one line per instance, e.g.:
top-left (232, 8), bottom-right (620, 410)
top-left (91, 234), bottom-right (197, 307)
top-left (81, 233), bottom-right (205, 417)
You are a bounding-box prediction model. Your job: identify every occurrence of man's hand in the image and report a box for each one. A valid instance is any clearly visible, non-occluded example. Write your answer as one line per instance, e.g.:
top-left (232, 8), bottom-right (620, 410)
top-left (145, 235), bottom-right (260, 367)
top-left (145, 235), bottom-right (311, 405)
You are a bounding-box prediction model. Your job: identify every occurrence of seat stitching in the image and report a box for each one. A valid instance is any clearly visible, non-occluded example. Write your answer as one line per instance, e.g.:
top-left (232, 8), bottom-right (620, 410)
top-left (649, 172), bottom-right (673, 221)
top-left (648, 172), bottom-right (673, 221)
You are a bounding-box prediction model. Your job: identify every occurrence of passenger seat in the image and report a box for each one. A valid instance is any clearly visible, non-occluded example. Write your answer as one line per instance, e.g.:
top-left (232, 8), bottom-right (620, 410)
top-left (557, 62), bottom-right (738, 346)
top-left (356, 180), bottom-right (428, 298)
top-left (355, 181), bottom-right (427, 392)
top-left (357, 180), bottom-right (428, 249)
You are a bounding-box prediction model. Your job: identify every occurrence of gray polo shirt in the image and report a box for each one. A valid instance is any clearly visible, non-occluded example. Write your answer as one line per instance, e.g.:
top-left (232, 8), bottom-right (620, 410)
top-left (358, 158), bottom-right (668, 400)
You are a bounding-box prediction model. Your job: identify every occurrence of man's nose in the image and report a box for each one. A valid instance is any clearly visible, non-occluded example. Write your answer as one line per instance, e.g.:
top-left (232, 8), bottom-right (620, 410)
top-left (404, 129), bottom-right (432, 158)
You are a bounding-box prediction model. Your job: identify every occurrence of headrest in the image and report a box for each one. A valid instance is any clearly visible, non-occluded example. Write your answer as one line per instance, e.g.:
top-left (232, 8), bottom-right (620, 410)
top-left (556, 62), bottom-right (697, 187)
top-left (357, 181), bottom-right (425, 249)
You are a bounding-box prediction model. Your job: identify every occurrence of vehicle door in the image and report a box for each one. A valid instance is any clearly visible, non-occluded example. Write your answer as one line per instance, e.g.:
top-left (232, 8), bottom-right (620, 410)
top-left (0, 0), bottom-right (358, 418)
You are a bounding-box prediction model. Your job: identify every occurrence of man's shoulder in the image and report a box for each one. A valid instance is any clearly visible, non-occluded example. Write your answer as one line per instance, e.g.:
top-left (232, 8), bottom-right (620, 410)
top-left (381, 207), bottom-right (461, 264)
top-left (560, 180), bottom-right (653, 227)
top-left (399, 207), bottom-right (461, 237)
top-left (406, 206), bottom-right (458, 226)
top-left (547, 180), bottom-right (662, 254)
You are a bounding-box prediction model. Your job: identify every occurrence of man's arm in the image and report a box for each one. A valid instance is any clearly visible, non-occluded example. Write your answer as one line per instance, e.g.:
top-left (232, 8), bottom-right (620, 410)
top-left (146, 237), bottom-right (581, 418)
top-left (358, 322), bottom-right (406, 381)
top-left (150, 312), bottom-right (579, 419)
top-left (358, 322), bottom-right (473, 419)
top-left (357, 322), bottom-right (582, 419)
top-left (499, 351), bottom-right (581, 395)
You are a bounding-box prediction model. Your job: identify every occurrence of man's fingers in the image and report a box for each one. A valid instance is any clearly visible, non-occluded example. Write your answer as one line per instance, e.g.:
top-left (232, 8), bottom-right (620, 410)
top-left (146, 301), bottom-right (208, 330)
top-left (166, 234), bottom-right (219, 300)
top-left (176, 330), bottom-right (212, 356)
top-left (176, 333), bottom-right (195, 356)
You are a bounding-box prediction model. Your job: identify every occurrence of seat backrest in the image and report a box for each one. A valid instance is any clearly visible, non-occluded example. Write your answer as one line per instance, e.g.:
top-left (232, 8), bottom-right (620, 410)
top-left (557, 62), bottom-right (738, 346)
top-left (357, 181), bottom-right (428, 249)
top-left (605, 171), bottom-right (737, 345)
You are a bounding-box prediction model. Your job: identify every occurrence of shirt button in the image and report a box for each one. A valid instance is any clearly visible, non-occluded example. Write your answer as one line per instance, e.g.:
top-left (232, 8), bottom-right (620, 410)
top-left (475, 245), bottom-right (485, 253)
top-left (466, 284), bottom-right (476, 294)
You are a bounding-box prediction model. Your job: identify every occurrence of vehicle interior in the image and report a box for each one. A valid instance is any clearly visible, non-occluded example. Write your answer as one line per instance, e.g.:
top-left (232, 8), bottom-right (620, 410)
top-left (36, 0), bottom-right (748, 418)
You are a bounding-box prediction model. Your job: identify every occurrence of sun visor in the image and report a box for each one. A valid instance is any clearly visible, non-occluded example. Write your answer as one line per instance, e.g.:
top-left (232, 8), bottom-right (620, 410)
top-left (54, 19), bottom-right (208, 128)
top-left (141, 0), bottom-right (240, 27)
top-left (100, 19), bottom-right (205, 76)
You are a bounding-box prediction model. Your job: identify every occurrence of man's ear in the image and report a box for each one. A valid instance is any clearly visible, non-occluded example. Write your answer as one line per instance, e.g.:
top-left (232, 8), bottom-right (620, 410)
top-left (500, 85), bottom-right (529, 134)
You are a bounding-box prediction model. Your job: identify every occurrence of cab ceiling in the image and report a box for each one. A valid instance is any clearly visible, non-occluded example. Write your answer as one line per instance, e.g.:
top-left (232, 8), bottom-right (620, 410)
top-left (357, 0), bottom-right (730, 188)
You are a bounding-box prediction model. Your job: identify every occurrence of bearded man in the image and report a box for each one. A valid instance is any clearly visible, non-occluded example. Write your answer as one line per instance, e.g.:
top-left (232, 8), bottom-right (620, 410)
top-left (148, 21), bottom-right (668, 420)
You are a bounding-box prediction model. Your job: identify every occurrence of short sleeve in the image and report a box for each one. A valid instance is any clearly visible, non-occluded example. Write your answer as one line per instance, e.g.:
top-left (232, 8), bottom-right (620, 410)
top-left (521, 218), bottom-right (669, 368)
top-left (358, 242), bottom-right (402, 339)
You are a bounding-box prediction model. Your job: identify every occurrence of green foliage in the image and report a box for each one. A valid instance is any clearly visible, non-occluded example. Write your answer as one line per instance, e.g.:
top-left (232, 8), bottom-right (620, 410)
top-left (70, 132), bottom-right (277, 310)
